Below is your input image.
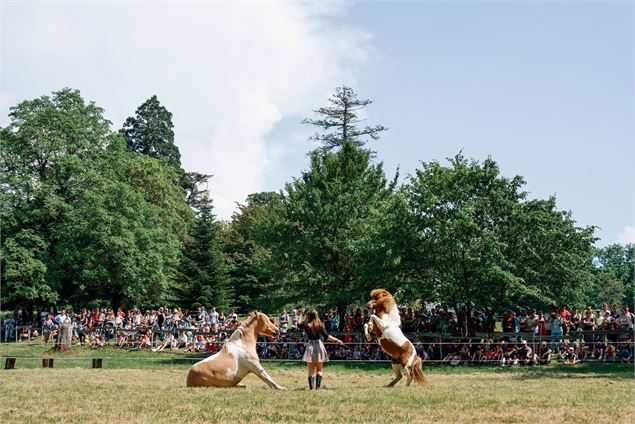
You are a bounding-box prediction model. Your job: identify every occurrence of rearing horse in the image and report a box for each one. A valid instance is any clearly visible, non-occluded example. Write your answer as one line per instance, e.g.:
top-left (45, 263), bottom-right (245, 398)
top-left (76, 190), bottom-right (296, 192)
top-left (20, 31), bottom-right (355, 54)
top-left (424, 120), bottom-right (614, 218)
top-left (187, 311), bottom-right (285, 390)
top-left (364, 289), bottom-right (427, 387)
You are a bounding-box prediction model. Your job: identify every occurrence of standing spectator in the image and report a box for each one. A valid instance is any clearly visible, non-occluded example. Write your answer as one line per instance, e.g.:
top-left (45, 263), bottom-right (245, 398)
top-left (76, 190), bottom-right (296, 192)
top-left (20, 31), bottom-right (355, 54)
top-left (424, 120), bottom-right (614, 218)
top-left (570, 307), bottom-right (581, 331)
top-left (331, 310), bottom-right (340, 332)
top-left (291, 310), bottom-right (299, 330)
top-left (209, 307), bottom-right (219, 327)
top-left (617, 306), bottom-right (634, 331)
top-left (279, 309), bottom-right (289, 333)
top-left (549, 311), bottom-right (564, 352)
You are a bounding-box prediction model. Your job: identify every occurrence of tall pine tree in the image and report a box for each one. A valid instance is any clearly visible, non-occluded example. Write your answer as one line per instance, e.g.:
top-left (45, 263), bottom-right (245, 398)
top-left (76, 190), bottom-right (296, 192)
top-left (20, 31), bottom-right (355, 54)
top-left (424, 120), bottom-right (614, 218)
top-left (174, 193), bottom-right (233, 310)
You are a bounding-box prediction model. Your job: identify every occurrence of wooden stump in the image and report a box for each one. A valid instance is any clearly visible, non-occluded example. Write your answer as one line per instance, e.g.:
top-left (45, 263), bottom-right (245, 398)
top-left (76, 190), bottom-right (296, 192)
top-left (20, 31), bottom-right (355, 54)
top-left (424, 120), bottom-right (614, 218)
top-left (42, 358), bottom-right (54, 368)
top-left (5, 357), bottom-right (16, 369)
top-left (92, 358), bottom-right (102, 369)
top-left (55, 322), bottom-right (73, 352)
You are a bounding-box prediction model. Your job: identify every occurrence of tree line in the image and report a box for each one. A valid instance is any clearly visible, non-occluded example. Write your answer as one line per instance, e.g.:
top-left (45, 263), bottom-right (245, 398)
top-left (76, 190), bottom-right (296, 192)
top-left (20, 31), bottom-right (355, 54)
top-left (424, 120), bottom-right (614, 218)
top-left (1, 87), bottom-right (632, 319)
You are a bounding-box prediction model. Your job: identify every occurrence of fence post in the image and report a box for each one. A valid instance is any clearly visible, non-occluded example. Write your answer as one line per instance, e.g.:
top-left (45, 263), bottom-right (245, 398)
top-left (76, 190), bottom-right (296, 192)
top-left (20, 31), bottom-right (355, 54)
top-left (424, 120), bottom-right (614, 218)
top-left (92, 358), bottom-right (102, 369)
top-left (5, 357), bottom-right (16, 369)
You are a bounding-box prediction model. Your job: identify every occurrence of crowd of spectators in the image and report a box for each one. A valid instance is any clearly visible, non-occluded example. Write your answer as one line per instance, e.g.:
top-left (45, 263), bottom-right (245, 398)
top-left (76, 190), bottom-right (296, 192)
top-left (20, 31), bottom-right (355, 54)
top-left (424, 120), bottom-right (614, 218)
top-left (1, 303), bottom-right (633, 366)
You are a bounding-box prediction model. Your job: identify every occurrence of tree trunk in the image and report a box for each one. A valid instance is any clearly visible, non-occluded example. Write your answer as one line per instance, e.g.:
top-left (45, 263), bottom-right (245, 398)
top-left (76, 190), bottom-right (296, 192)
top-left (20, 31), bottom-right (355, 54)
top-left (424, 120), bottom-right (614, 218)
top-left (55, 322), bottom-right (73, 352)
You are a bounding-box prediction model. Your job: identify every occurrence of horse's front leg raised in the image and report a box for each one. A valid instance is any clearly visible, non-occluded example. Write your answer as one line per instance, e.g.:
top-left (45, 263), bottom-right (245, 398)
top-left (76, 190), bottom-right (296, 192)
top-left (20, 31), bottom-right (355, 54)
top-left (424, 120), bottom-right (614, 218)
top-left (363, 321), bottom-right (373, 342)
top-left (243, 359), bottom-right (286, 390)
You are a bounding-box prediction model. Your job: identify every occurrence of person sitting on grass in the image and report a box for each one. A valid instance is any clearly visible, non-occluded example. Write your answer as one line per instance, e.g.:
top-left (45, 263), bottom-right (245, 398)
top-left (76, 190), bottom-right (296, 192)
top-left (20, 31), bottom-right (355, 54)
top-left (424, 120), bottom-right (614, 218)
top-left (501, 342), bottom-right (518, 366)
top-left (516, 340), bottom-right (534, 366)
top-left (116, 331), bottom-right (128, 348)
top-left (152, 333), bottom-right (174, 352)
top-left (563, 347), bottom-right (579, 364)
top-left (173, 331), bottom-right (189, 350)
top-left (619, 344), bottom-right (632, 363)
top-left (91, 335), bottom-right (106, 348)
top-left (604, 344), bottom-right (616, 362)
top-left (138, 333), bottom-right (152, 349)
top-left (19, 327), bottom-right (30, 341)
top-left (538, 341), bottom-right (552, 365)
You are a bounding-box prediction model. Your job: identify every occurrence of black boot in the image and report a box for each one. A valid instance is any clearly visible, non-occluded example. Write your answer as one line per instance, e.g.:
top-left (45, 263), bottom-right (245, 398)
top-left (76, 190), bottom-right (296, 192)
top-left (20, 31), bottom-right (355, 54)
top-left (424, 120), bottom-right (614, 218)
top-left (316, 375), bottom-right (322, 389)
top-left (308, 376), bottom-right (314, 390)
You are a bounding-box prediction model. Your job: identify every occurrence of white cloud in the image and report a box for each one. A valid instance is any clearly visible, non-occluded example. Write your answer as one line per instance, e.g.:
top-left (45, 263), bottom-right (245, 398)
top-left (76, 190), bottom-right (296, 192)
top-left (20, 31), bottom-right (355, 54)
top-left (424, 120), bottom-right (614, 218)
top-left (1, 1), bottom-right (372, 217)
top-left (617, 225), bottom-right (635, 244)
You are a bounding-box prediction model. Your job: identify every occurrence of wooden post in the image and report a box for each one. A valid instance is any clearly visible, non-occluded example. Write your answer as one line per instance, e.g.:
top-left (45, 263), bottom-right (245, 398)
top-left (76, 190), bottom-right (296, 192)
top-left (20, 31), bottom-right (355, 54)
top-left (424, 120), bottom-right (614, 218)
top-left (5, 358), bottom-right (16, 369)
top-left (92, 358), bottom-right (102, 369)
top-left (42, 358), bottom-right (54, 368)
top-left (55, 322), bottom-right (73, 352)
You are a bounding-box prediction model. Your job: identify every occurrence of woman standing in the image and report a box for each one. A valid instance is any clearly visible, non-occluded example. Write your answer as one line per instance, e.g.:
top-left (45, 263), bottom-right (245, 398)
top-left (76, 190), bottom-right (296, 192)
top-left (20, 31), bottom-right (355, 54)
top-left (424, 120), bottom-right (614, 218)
top-left (298, 308), bottom-right (343, 390)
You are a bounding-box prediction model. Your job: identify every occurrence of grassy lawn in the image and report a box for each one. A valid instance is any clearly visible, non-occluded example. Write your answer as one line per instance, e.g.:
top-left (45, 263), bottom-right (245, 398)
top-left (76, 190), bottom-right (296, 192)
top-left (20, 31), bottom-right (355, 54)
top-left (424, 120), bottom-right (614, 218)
top-left (1, 344), bottom-right (633, 423)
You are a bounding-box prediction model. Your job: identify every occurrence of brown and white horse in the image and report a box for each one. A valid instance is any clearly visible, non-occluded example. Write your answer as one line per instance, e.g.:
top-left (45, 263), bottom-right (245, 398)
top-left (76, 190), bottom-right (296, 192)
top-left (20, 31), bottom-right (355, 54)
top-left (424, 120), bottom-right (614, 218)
top-left (364, 289), bottom-right (427, 387)
top-left (186, 311), bottom-right (286, 390)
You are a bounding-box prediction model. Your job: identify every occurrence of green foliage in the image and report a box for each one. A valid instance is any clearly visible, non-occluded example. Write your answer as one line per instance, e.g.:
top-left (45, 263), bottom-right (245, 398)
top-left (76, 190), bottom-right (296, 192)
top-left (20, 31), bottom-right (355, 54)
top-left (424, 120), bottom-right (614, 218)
top-left (0, 86), bottom-right (610, 316)
top-left (403, 154), bottom-right (596, 312)
top-left (275, 141), bottom-right (394, 311)
top-left (121, 95), bottom-right (181, 169)
top-left (174, 194), bottom-right (233, 311)
top-left (1, 89), bottom-right (191, 309)
top-left (225, 192), bottom-right (287, 312)
top-left (593, 244), bottom-right (634, 308)
top-left (1, 230), bottom-right (57, 304)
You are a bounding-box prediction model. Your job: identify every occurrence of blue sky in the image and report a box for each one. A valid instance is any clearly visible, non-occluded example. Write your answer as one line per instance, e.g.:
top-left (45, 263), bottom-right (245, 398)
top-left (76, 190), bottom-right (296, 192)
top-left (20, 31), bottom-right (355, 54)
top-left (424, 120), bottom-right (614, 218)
top-left (268, 1), bottom-right (634, 246)
top-left (2, 1), bottom-right (632, 245)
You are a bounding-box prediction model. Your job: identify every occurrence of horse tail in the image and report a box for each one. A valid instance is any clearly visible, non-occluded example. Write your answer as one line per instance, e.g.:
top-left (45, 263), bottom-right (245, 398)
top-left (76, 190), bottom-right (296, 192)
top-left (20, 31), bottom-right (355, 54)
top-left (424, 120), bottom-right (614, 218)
top-left (412, 355), bottom-right (427, 387)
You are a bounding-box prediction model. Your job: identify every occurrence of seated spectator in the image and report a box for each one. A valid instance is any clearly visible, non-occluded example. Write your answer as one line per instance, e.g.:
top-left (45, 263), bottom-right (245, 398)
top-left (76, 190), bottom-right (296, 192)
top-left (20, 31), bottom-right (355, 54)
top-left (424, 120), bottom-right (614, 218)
top-left (538, 341), bottom-right (552, 365)
top-left (116, 331), bottom-right (128, 348)
top-left (152, 333), bottom-right (174, 352)
top-left (604, 344), bottom-right (616, 362)
top-left (562, 347), bottom-right (578, 364)
top-left (174, 331), bottom-right (189, 350)
top-left (501, 343), bottom-right (518, 366)
top-left (619, 344), bottom-right (632, 363)
top-left (516, 340), bottom-right (534, 366)
top-left (91, 335), bottom-right (106, 348)
top-left (19, 328), bottom-right (30, 341)
top-left (138, 333), bottom-right (152, 349)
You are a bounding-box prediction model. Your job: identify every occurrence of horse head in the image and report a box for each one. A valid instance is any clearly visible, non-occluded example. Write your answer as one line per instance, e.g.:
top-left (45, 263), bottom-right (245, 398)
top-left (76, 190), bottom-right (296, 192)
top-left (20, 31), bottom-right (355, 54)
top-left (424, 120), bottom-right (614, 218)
top-left (367, 288), bottom-right (396, 315)
top-left (247, 311), bottom-right (280, 338)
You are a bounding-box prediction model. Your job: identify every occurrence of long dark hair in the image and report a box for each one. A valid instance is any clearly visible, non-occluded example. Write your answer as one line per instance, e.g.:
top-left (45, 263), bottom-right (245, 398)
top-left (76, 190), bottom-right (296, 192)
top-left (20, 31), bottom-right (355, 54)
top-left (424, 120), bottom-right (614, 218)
top-left (305, 309), bottom-right (324, 338)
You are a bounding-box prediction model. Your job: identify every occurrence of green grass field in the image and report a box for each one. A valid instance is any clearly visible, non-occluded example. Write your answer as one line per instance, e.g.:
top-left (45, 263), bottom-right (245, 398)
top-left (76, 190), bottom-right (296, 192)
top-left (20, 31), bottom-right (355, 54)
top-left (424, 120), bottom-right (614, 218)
top-left (1, 344), bottom-right (633, 423)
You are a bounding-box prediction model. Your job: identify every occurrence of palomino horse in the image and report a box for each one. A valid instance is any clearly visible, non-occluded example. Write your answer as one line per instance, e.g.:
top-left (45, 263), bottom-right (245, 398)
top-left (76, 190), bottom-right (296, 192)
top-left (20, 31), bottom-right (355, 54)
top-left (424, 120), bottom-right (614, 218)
top-left (187, 311), bottom-right (285, 390)
top-left (364, 289), bottom-right (427, 387)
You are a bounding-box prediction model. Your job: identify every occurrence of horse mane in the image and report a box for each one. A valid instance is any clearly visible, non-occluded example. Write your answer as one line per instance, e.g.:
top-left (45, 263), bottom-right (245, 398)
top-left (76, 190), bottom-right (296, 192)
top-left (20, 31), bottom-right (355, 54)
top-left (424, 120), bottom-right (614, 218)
top-left (373, 290), bottom-right (401, 327)
top-left (229, 312), bottom-right (258, 340)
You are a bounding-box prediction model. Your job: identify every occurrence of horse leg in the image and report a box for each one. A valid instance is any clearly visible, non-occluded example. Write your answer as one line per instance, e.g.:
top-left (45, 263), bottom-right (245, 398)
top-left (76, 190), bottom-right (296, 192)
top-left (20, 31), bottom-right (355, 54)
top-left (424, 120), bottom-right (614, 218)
top-left (404, 348), bottom-right (417, 387)
top-left (385, 363), bottom-right (403, 387)
top-left (369, 314), bottom-right (386, 332)
top-left (364, 322), bottom-right (373, 342)
top-left (243, 360), bottom-right (286, 390)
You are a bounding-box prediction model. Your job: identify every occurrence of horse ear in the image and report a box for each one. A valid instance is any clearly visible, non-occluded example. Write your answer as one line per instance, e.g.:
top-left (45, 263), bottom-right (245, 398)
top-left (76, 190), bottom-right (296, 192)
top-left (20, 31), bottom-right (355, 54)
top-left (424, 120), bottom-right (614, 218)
top-left (251, 310), bottom-right (257, 317)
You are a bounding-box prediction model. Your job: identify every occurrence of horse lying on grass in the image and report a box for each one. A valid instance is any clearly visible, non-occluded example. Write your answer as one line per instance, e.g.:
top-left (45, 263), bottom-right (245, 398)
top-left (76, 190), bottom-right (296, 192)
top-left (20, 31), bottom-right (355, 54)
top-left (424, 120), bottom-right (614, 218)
top-left (364, 288), bottom-right (427, 387)
top-left (186, 311), bottom-right (286, 390)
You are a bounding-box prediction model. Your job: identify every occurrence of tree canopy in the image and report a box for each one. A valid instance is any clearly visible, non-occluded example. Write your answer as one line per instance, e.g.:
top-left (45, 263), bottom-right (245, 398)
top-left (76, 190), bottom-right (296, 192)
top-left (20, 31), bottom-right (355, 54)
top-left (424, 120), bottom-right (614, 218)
top-left (1, 86), bottom-right (621, 317)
